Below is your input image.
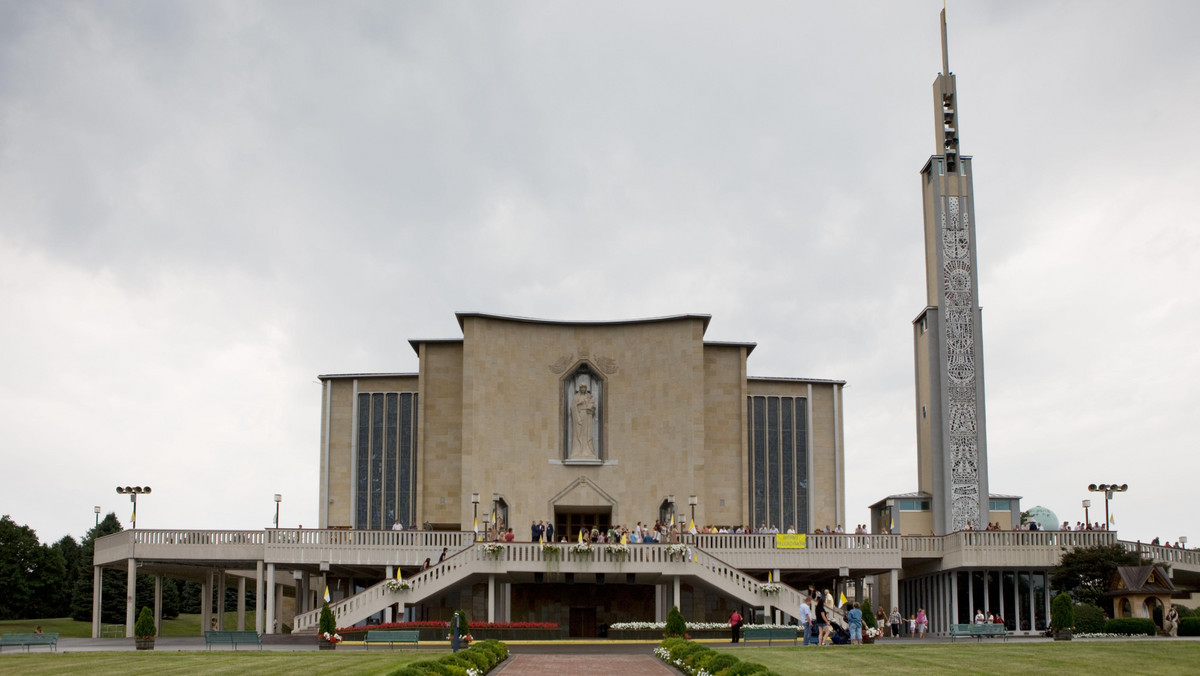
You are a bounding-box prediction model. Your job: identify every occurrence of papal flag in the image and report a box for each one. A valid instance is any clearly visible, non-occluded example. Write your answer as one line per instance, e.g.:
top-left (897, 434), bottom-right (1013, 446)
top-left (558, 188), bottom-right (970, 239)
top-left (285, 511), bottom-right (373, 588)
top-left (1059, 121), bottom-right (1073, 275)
top-left (323, 585), bottom-right (331, 603)
top-left (578, 527), bottom-right (585, 543)
top-left (620, 532), bottom-right (628, 546)
top-left (396, 567), bottom-right (403, 581)
top-left (670, 513), bottom-right (675, 527)
top-left (473, 516), bottom-right (478, 534)
top-left (689, 519), bottom-right (697, 535)
top-left (1109, 513), bottom-right (1116, 526)
top-left (838, 591), bottom-right (847, 608)
top-left (540, 532), bottom-right (546, 546)
top-left (768, 571), bottom-right (773, 583)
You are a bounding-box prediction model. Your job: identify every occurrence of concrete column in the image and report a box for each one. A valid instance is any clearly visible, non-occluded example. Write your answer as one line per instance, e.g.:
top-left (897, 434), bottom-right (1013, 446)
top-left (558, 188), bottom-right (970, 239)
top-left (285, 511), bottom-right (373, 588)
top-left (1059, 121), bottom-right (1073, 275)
top-left (854, 578), bottom-right (864, 607)
top-left (502, 582), bottom-right (511, 622)
top-left (275, 582), bottom-right (284, 634)
top-left (384, 566), bottom-right (394, 623)
top-left (255, 561), bottom-right (265, 634)
top-left (154, 575), bottom-right (163, 636)
top-left (673, 576), bottom-right (681, 613)
top-left (217, 570), bottom-right (227, 630)
top-left (487, 575), bottom-right (496, 623)
top-left (655, 584), bottom-right (665, 622)
top-left (237, 577), bottom-right (247, 631)
top-left (949, 572), bottom-right (958, 629)
top-left (125, 558), bottom-right (136, 637)
top-left (91, 566), bottom-right (102, 638)
top-left (266, 563), bottom-right (276, 635)
top-left (1027, 570), bottom-right (1035, 631)
top-left (889, 569), bottom-right (899, 617)
top-left (201, 573), bottom-right (211, 635)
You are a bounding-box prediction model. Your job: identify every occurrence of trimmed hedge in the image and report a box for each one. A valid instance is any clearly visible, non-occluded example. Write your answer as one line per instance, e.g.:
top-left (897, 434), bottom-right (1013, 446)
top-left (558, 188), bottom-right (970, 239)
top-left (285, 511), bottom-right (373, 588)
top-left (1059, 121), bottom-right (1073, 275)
top-left (1178, 617), bottom-right (1200, 636)
top-left (1103, 618), bottom-right (1156, 636)
top-left (657, 638), bottom-right (781, 676)
top-left (387, 639), bottom-right (508, 676)
top-left (1074, 603), bottom-right (1105, 633)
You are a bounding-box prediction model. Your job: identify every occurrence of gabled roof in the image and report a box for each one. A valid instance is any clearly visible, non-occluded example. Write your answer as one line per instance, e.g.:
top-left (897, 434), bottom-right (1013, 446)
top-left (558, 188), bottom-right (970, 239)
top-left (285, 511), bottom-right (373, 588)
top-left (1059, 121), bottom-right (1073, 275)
top-left (1108, 565), bottom-right (1177, 595)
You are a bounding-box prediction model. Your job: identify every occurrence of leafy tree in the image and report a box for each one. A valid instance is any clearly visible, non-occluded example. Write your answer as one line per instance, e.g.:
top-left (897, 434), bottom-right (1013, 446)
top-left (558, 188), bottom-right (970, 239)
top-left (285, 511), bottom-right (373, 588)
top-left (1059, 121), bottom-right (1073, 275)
top-left (0, 515), bottom-right (64, 619)
top-left (50, 536), bottom-right (82, 616)
top-left (1049, 543), bottom-right (1144, 612)
top-left (134, 606), bottom-right (157, 639)
top-left (665, 605), bottom-right (687, 637)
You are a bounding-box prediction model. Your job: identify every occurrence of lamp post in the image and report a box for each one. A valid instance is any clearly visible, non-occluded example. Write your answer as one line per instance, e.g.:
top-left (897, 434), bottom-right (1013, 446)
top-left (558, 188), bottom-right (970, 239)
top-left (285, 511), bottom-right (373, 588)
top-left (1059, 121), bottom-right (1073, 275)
top-left (471, 493), bottom-right (480, 541)
top-left (94, 505), bottom-right (101, 526)
top-left (1087, 483), bottom-right (1128, 530)
top-left (1180, 536), bottom-right (1188, 550)
top-left (1082, 499), bottom-right (1091, 527)
top-left (274, 494), bottom-right (282, 527)
top-left (688, 495), bottom-right (698, 531)
top-left (116, 486), bottom-right (151, 529)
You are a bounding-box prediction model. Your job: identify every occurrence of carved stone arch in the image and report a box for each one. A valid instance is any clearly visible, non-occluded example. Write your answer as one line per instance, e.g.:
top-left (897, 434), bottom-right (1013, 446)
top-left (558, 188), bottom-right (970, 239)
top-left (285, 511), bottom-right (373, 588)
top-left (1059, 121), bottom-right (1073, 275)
top-left (561, 361), bottom-right (606, 464)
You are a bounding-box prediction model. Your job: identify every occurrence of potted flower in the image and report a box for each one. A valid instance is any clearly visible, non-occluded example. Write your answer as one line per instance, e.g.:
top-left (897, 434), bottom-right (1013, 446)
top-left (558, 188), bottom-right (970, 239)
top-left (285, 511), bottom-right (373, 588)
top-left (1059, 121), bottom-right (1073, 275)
top-left (318, 602), bottom-right (341, 650)
top-left (1050, 593), bottom-right (1075, 641)
top-left (384, 579), bottom-right (411, 592)
top-left (572, 541), bottom-right (593, 555)
top-left (541, 542), bottom-right (561, 556)
top-left (480, 542), bottom-right (505, 558)
top-left (758, 582), bottom-right (782, 594)
top-left (605, 543), bottom-right (630, 557)
top-left (134, 606), bottom-right (156, 650)
top-left (864, 626), bottom-right (881, 644)
top-left (666, 544), bottom-right (691, 559)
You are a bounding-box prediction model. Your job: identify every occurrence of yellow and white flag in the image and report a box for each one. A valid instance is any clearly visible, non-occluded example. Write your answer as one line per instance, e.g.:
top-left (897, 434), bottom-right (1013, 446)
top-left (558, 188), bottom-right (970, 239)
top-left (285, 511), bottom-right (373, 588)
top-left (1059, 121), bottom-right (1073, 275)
top-left (620, 532), bottom-right (628, 545)
top-left (768, 571), bottom-right (773, 583)
top-left (473, 517), bottom-right (478, 534)
top-left (689, 519), bottom-right (697, 535)
top-left (838, 592), bottom-right (848, 608)
top-left (670, 513), bottom-right (675, 527)
top-left (323, 585), bottom-right (331, 603)
top-left (539, 532), bottom-right (545, 546)
top-left (396, 567), bottom-right (403, 581)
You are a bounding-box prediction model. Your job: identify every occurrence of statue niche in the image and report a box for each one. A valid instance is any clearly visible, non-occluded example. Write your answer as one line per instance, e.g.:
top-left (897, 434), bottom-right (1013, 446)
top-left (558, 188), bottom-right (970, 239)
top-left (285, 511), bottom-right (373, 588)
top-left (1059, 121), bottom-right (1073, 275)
top-left (563, 365), bottom-right (603, 462)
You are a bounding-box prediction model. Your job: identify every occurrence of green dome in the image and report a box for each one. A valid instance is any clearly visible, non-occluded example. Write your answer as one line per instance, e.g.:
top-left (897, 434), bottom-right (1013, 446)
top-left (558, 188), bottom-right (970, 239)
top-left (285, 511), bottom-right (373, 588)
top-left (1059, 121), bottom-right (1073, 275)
top-left (1026, 505), bottom-right (1059, 530)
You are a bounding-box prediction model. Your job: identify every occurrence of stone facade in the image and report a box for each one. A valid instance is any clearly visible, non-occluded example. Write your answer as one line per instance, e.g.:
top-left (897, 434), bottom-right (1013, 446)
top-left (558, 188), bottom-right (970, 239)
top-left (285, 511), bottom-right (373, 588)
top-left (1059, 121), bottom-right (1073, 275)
top-left (319, 313), bottom-right (845, 537)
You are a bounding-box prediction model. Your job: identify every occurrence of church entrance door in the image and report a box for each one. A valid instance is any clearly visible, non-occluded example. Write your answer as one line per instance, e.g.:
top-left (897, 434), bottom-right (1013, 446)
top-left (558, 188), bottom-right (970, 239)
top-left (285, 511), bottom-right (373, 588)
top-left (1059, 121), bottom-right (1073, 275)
top-left (556, 510), bottom-right (611, 542)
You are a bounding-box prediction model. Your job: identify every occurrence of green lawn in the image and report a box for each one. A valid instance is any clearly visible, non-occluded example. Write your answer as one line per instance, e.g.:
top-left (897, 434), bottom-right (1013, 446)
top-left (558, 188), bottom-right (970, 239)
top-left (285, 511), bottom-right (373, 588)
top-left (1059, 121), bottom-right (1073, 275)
top-left (0, 652), bottom-right (439, 676)
top-left (0, 614), bottom-right (259, 639)
top-left (713, 642), bottom-right (1200, 675)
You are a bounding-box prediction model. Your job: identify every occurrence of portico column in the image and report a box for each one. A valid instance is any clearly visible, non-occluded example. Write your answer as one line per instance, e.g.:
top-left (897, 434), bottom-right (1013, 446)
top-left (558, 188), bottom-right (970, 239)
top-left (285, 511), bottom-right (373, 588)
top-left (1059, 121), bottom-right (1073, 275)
top-left (487, 575), bottom-right (496, 623)
top-left (217, 570), bottom-right (227, 630)
top-left (889, 569), bottom-right (899, 617)
top-left (655, 584), bottom-right (665, 621)
top-left (91, 566), bottom-right (102, 638)
top-left (254, 561), bottom-right (265, 634)
top-left (125, 558), bottom-right (136, 637)
top-left (854, 578), bottom-right (864, 608)
top-left (237, 577), bottom-right (247, 631)
top-left (266, 563), bottom-right (276, 635)
top-left (384, 566), bottom-right (394, 623)
top-left (949, 572), bottom-right (958, 628)
top-left (154, 575), bottom-right (163, 636)
top-left (201, 573), bottom-right (211, 635)
top-left (673, 576), bottom-right (681, 613)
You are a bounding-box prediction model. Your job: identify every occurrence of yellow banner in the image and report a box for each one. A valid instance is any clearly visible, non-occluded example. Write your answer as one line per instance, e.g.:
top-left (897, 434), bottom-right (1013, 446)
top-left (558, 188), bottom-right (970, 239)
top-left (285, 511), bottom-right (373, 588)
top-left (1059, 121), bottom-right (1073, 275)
top-left (775, 533), bottom-right (807, 549)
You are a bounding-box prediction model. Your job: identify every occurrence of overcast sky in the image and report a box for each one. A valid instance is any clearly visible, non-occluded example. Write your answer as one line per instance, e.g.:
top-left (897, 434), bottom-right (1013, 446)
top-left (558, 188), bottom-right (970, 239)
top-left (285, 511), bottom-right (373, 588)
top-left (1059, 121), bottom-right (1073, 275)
top-left (2, 1), bottom-right (1197, 549)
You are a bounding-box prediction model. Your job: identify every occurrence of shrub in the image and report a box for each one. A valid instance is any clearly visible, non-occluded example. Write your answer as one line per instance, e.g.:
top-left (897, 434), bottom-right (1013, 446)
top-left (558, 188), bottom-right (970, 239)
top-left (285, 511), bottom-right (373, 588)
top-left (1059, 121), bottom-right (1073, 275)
top-left (720, 662), bottom-right (772, 676)
top-left (1179, 617), bottom-right (1200, 636)
top-left (665, 605), bottom-right (687, 637)
top-left (1104, 618), bottom-right (1156, 636)
top-left (705, 654), bottom-right (739, 674)
top-left (859, 598), bottom-right (874, 630)
top-left (134, 606), bottom-right (156, 639)
top-left (318, 602), bottom-right (337, 636)
top-left (1050, 593), bottom-right (1075, 630)
top-left (1074, 603), bottom-right (1105, 633)
top-left (684, 645), bottom-right (715, 669)
top-left (388, 668), bottom-right (425, 676)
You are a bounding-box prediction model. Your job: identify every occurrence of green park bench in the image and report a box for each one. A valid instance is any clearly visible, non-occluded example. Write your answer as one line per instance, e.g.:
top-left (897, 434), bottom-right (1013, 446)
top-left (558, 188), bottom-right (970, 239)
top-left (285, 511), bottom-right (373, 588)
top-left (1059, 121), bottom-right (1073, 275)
top-left (0, 633), bottom-right (59, 652)
top-left (950, 623), bottom-right (1008, 642)
top-left (741, 626), bottom-right (798, 646)
top-left (204, 630), bottom-right (263, 650)
top-left (365, 629), bottom-right (421, 649)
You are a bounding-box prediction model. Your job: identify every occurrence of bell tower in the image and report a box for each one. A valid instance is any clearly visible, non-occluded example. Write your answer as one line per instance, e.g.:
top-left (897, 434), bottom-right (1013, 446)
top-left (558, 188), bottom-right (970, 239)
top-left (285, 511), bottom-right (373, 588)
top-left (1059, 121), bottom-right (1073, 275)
top-left (913, 9), bottom-right (990, 534)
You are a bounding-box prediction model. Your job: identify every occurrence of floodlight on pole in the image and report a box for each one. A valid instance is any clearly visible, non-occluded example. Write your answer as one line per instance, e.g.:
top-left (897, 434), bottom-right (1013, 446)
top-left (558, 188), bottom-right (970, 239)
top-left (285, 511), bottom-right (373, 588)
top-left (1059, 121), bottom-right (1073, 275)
top-left (1082, 499), bottom-right (1090, 526)
top-left (115, 486), bottom-right (151, 529)
top-left (274, 493), bottom-right (282, 528)
top-left (1087, 483), bottom-right (1128, 531)
top-left (94, 505), bottom-right (101, 526)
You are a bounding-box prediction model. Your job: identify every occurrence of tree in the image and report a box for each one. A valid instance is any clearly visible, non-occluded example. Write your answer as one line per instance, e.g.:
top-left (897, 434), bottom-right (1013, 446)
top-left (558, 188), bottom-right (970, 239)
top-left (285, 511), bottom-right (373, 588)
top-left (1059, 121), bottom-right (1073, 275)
top-left (1050, 543), bottom-right (1145, 611)
top-left (665, 605), bottom-right (687, 637)
top-left (70, 513), bottom-right (127, 623)
top-left (0, 515), bottom-right (53, 619)
top-left (50, 536), bottom-right (82, 617)
top-left (1050, 592), bottom-right (1074, 630)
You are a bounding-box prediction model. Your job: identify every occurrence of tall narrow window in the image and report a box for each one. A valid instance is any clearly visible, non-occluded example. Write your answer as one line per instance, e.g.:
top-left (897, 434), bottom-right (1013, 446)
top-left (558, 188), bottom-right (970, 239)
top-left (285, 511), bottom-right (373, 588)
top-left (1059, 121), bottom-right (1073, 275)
top-left (747, 395), bottom-right (808, 532)
top-left (355, 392), bottom-right (419, 529)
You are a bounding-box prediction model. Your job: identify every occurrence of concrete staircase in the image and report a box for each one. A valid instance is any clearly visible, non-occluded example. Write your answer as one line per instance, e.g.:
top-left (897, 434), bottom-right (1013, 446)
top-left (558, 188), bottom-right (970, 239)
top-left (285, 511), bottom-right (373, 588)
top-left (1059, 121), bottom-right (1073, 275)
top-left (294, 542), bottom-right (837, 632)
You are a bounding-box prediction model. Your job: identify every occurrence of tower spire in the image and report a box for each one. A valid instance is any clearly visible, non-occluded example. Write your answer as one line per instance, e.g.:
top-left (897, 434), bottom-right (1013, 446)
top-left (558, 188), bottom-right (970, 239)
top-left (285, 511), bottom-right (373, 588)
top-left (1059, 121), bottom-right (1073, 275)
top-left (934, 8), bottom-right (960, 169)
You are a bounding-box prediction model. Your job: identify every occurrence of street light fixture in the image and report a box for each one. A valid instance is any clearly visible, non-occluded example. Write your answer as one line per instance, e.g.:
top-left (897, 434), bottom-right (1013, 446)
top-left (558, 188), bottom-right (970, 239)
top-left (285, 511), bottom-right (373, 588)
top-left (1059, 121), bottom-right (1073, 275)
top-left (1180, 536), bottom-right (1188, 550)
top-left (94, 505), bottom-right (101, 526)
top-left (274, 494), bottom-right (282, 527)
top-left (471, 493), bottom-right (480, 541)
top-left (1087, 483), bottom-right (1128, 531)
top-left (1082, 499), bottom-right (1091, 527)
top-left (115, 486), bottom-right (151, 529)
top-left (688, 495), bottom-right (698, 530)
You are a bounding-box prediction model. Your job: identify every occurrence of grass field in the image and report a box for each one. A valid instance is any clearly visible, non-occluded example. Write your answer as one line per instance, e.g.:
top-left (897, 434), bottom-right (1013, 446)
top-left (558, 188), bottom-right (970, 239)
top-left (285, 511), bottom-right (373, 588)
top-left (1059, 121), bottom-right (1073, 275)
top-left (0, 651), bottom-right (440, 676)
top-left (0, 613), bottom-right (260, 638)
top-left (712, 641), bottom-right (1200, 675)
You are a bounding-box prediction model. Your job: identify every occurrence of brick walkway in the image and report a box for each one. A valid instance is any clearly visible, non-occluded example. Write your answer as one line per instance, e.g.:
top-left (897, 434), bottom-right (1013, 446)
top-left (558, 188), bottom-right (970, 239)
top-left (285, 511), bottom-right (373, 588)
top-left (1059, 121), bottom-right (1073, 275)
top-left (493, 654), bottom-right (676, 675)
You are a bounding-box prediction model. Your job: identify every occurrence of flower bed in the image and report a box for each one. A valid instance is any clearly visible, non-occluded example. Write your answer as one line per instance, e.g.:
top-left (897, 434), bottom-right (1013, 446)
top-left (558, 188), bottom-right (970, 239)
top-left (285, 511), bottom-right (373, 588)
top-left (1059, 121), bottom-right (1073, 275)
top-left (339, 621), bottom-right (560, 643)
top-left (608, 621), bottom-right (795, 641)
